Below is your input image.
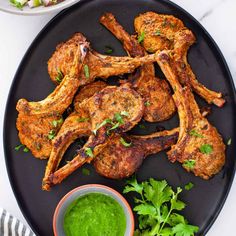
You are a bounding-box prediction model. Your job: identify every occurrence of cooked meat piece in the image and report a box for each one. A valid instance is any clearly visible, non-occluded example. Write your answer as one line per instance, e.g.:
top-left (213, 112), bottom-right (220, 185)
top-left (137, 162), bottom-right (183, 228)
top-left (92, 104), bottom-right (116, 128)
top-left (73, 81), bottom-right (107, 112)
top-left (17, 39), bottom-right (89, 116)
top-left (100, 13), bottom-right (176, 122)
top-left (16, 33), bottom-right (156, 158)
top-left (43, 80), bottom-right (105, 190)
top-left (94, 128), bottom-right (179, 179)
top-left (156, 51), bottom-right (225, 179)
top-left (42, 111), bottom-right (91, 190)
top-left (48, 33), bottom-right (157, 86)
top-left (46, 84), bottom-right (144, 189)
top-left (16, 41), bottom-right (88, 159)
top-left (135, 12), bottom-right (225, 107)
top-left (16, 113), bottom-right (62, 159)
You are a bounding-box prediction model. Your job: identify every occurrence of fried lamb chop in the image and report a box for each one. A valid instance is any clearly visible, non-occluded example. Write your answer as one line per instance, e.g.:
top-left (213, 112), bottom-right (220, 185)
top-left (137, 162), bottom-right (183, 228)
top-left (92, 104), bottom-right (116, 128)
top-left (48, 33), bottom-right (157, 86)
top-left (43, 81), bottom-right (106, 189)
top-left (100, 13), bottom-right (176, 122)
top-left (135, 12), bottom-right (225, 107)
top-left (43, 84), bottom-right (144, 190)
top-left (94, 129), bottom-right (178, 179)
top-left (16, 40), bottom-right (89, 158)
top-left (73, 81), bottom-right (107, 111)
top-left (156, 51), bottom-right (225, 179)
top-left (17, 34), bottom-right (157, 159)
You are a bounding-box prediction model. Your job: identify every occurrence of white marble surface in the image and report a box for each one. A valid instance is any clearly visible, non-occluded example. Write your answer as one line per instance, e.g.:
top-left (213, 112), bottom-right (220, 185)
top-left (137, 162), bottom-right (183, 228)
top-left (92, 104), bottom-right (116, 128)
top-left (0, 0), bottom-right (235, 235)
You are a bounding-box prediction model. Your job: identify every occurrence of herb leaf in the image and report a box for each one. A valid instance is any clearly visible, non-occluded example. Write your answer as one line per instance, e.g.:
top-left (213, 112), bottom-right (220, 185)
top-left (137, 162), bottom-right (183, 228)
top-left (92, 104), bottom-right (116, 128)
top-left (77, 117), bottom-right (89, 123)
top-left (85, 147), bottom-right (94, 158)
top-left (23, 147), bottom-right (29, 153)
top-left (120, 137), bottom-right (132, 147)
top-left (184, 182), bottom-right (194, 191)
top-left (84, 65), bottom-right (90, 78)
top-left (55, 69), bottom-right (63, 83)
top-left (138, 32), bottom-right (145, 43)
top-left (172, 223), bottom-right (199, 236)
top-left (52, 118), bottom-right (63, 127)
top-left (189, 129), bottom-right (204, 138)
top-left (105, 46), bottom-right (113, 54)
top-left (227, 138), bottom-right (232, 146)
top-left (82, 168), bottom-right (90, 176)
top-left (139, 124), bottom-right (145, 129)
top-left (144, 101), bottom-right (151, 107)
top-left (48, 130), bottom-right (56, 140)
top-left (182, 160), bottom-right (196, 169)
top-left (15, 144), bottom-right (24, 151)
top-left (124, 177), bottom-right (199, 235)
top-left (155, 29), bottom-right (161, 36)
top-left (199, 144), bottom-right (213, 154)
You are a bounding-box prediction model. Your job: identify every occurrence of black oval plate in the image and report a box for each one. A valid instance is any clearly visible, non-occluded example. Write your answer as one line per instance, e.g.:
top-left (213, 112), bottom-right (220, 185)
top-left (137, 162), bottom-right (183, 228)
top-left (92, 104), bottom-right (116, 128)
top-left (3, 0), bottom-right (236, 235)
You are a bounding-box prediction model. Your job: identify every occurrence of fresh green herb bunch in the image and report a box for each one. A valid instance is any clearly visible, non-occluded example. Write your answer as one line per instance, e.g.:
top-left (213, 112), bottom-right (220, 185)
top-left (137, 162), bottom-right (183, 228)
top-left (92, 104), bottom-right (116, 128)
top-left (124, 177), bottom-right (199, 236)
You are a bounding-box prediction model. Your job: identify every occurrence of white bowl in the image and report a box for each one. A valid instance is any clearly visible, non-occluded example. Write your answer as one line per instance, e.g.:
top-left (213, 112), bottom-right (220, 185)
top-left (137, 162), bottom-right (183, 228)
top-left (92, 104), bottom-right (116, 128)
top-left (0, 0), bottom-right (80, 15)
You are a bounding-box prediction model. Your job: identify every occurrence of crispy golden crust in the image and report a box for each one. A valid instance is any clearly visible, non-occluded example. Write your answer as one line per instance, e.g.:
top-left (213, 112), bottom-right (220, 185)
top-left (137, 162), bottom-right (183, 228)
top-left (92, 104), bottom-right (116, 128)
top-left (73, 81), bottom-right (107, 112)
top-left (46, 84), bottom-right (144, 189)
top-left (48, 33), bottom-right (157, 85)
top-left (16, 113), bottom-right (62, 159)
top-left (134, 12), bottom-right (184, 52)
top-left (16, 41), bottom-right (88, 159)
top-left (156, 51), bottom-right (225, 179)
top-left (42, 111), bottom-right (91, 190)
top-left (100, 13), bottom-right (176, 122)
top-left (174, 89), bottom-right (225, 179)
top-left (94, 129), bottom-right (179, 179)
top-left (17, 38), bottom-right (89, 116)
top-left (135, 12), bottom-right (225, 107)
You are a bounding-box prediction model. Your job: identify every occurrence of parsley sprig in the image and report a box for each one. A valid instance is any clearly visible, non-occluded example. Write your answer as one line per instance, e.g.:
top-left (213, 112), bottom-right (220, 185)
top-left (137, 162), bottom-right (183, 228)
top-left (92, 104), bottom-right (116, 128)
top-left (124, 177), bottom-right (199, 236)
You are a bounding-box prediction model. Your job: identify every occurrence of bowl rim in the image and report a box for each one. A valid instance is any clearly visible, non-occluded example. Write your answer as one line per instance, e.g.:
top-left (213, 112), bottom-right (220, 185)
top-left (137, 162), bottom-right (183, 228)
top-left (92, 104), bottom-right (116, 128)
top-left (0, 0), bottom-right (79, 16)
top-left (53, 184), bottom-right (135, 236)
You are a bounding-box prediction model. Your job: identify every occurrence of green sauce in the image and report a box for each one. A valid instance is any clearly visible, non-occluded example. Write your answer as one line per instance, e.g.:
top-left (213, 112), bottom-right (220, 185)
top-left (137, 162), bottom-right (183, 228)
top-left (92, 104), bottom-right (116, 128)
top-left (63, 193), bottom-right (126, 236)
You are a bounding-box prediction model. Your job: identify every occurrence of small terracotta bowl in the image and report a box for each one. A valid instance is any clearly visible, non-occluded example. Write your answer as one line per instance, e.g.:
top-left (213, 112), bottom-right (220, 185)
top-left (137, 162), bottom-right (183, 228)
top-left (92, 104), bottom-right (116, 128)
top-left (53, 184), bottom-right (135, 236)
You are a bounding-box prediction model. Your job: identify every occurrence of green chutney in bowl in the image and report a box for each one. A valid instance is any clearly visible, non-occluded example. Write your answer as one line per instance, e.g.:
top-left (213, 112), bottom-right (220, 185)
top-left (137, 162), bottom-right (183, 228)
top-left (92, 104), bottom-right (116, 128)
top-left (53, 184), bottom-right (134, 236)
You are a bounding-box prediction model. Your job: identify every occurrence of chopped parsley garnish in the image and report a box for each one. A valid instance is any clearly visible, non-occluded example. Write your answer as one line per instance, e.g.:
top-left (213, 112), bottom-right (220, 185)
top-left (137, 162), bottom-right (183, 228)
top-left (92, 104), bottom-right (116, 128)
top-left (92, 111), bottom-right (129, 135)
top-left (155, 29), bottom-right (161, 36)
top-left (120, 111), bottom-right (129, 117)
top-left (120, 137), bottom-right (132, 147)
top-left (84, 65), bottom-right (90, 78)
top-left (55, 69), bottom-right (63, 83)
top-left (105, 46), bottom-right (113, 54)
top-left (144, 101), bottom-right (151, 106)
top-left (227, 138), bottom-right (232, 146)
top-left (82, 168), bottom-right (90, 176)
top-left (23, 147), bottom-right (29, 153)
top-left (184, 182), bottom-right (194, 191)
top-left (77, 117), bottom-right (89, 123)
top-left (85, 147), bottom-right (94, 158)
top-left (139, 124), bottom-right (145, 129)
top-left (183, 159), bottom-right (196, 169)
top-left (52, 118), bottom-right (63, 128)
top-left (48, 130), bottom-right (56, 140)
top-left (15, 144), bottom-right (29, 152)
top-left (189, 129), bottom-right (204, 138)
top-left (15, 144), bottom-right (24, 151)
top-left (93, 119), bottom-right (112, 135)
top-left (138, 32), bottom-right (145, 43)
top-left (124, 177), bottom-right (199, 236)
top-left (162, 18), bottom-right (167, 27)
top-left (199, 144), bottom-right (213, 154)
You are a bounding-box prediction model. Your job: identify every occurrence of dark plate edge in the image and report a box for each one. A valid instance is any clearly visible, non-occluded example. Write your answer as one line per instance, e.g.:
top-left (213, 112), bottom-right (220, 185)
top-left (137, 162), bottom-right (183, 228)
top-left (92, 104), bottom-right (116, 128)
top-left (3, 0), bottom-right (236, 235)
